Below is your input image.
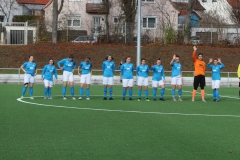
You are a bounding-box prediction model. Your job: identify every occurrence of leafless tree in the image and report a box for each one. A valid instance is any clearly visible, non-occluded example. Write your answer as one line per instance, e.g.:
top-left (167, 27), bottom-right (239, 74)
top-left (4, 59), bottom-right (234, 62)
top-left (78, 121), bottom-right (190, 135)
top-left (52, 0), bottom-right (64, 43)
top-left (119, 0), bottom-right (137, 44)
top-left (151, 0), bottom-right (178, 44)
top-left (0, 0), bottom-right (18, 22)
top-left (184, 0), bottom-right (197, 44)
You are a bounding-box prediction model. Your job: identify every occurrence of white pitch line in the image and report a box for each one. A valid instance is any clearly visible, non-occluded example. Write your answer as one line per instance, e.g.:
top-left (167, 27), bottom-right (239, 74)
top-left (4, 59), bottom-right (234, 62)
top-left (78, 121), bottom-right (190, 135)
top-left (16, 97), bottom-right (240, 118)
top-left (165, 88), bottom-right (240, 100)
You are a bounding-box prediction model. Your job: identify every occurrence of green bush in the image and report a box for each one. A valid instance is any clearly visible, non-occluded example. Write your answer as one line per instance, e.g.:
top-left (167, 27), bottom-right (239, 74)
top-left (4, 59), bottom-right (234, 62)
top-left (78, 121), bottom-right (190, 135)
top-left (165, 26), bottom-right (176, 44)
top-left (12, 15), bottom-right (42, 22)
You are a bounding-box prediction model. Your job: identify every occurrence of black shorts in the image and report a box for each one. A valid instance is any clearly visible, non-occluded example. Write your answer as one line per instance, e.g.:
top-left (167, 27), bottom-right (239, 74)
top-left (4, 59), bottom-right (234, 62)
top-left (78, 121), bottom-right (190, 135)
top-left (193, 75), bottom-right (205, 90)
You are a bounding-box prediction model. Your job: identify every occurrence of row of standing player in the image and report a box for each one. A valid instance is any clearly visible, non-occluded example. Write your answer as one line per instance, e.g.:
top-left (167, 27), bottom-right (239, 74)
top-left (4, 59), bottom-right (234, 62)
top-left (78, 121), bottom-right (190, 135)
top-left (20, 46), bottom-right (227, 102)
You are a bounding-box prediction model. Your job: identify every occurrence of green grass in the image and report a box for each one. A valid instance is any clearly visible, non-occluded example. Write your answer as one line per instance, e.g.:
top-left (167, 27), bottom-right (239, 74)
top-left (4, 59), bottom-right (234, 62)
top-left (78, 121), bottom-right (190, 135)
top-left (1, 84), bottom-right (240, 160)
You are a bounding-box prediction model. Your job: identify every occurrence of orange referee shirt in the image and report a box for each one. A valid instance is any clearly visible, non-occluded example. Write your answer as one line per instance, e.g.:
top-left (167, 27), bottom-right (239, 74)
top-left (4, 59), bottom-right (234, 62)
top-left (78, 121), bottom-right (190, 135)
top-left (192, 51), bottom-right (206, 76)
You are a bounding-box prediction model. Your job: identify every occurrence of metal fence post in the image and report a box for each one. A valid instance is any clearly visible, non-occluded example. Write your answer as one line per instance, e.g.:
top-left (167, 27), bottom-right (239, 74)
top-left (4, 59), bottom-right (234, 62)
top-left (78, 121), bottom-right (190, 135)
top-left (24, 21), bottom-right (28, 45)
top-left (18, 68), bottom-right (20, 84)
top-left (227, 72), bottom-right (230, 88)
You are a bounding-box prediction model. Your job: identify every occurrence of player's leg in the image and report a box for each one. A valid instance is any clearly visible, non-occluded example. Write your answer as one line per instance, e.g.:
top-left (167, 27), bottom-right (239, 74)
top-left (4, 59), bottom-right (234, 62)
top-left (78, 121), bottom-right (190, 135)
top-left (159, 80), bottom-right (165, 101)
top-left (200, 75), bottom-right (206, 102)
top-left (171, 77), bottom-right (177, 101)
top-left (192, 76), bottom-right (199, 101)
top-left (152, 81), bottom-right (158, 101)
top-left (21, 74), bottom-right (30, 98)
top-left (85, 74), bottom-right (91, 100)
top-left (108, 77), bottom-right (114, 100)
top-left (43, 79), bottom-right (49, 99)
top-left (212, 80), bottom-right (216, 101)
top-left (103, 77), bottom-right (108, 100)
top-left (128, 79), bottom-right (133, 100)
top-left (144, 78), bottom-right (149, 101)
top-left (214, 80), bottom-right (221, 102)
top-left (122, 79), bottom-right (127, 100)
top-left (177, 77), bottom-right (183, 101)
top-left (48, 81), bottom-right (53, 99)
top-left (62, 71), bottom-right (68, 99)
top-left (69, 72), bottom-right (75, 100)
top-left (137, 77), bottom-right (143, 101)
top-left (79, 74), bottom-right (86, 100)
top-left (29, 75), bottom-right (35, 99)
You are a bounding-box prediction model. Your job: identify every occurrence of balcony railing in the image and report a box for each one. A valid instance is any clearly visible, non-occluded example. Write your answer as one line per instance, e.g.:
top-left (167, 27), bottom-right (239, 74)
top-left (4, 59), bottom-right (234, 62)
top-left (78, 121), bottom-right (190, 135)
top-left (86, 3), bottom-right (108, 14)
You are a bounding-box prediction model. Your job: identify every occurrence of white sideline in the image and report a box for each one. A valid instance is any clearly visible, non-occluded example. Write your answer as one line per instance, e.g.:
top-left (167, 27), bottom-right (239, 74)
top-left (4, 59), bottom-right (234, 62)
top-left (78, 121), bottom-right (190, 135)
top-left (16, 94), bottom-right (240, 118)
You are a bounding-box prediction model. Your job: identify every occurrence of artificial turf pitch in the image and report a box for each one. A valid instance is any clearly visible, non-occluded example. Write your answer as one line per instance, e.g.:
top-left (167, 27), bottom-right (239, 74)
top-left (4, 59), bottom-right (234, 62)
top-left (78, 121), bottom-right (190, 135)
top-left (0, 84), bottom-right (240, 160)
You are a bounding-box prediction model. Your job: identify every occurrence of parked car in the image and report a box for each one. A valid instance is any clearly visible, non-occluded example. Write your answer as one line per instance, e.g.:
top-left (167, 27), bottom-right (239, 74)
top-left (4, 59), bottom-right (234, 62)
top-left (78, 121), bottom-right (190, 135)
top-left (190, 36), bottom-right (201, 45)
top-left (71, 35), bottom-right (97, 43)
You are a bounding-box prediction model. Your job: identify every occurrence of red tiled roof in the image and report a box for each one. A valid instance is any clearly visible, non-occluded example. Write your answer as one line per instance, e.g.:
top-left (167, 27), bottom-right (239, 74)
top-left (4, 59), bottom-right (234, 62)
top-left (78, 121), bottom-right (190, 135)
top-left (227, 0), bottom-right (240, 9)
top-left (172, 1), bottom-right (205, 11)
top-left (178, 10), bottom-right (202, 20)
top-left (16, 0), bottom-right (50, 5)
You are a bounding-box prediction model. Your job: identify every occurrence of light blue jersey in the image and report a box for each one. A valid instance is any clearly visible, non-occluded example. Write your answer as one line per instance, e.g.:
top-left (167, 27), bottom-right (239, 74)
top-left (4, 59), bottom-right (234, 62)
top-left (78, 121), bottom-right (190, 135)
top-left (79, 61), bottom-right (92, 75)
top-left (102, 60), bottom-right (115, 77)
top-left (171, 62), bottom-right (182, 77)
top-left (42, 64), bottom-right (58, 82)
top-left (207, 63), bottom-right (225, 80)
top-left (121, 62), bottom-right (134, 79)
top-left (137, 64), bottom-right (149, 78)
top-left (57, 58), bottom-right (76, 72)
top-left (22, 62), bottom-right (37, 76)
top-left (151, 64), bottom-right (165, 81)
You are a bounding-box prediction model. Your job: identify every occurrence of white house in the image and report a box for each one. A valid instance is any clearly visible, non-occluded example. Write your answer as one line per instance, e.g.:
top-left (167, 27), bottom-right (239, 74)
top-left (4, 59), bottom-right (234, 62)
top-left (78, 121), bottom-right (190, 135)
top-left (43, 0), bottom-right (179, 42)
top-left (0, 0), bottom-right (49, 22)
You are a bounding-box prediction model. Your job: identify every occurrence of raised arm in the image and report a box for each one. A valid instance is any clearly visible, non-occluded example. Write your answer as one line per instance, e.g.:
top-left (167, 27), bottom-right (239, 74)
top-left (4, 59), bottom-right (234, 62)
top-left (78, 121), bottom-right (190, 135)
top-left (207, 58), bottom-right (213, 68)
top-left (192, 46), bottom-right (197, 63)
top-left (218, 58), bottom-right (225, 69)
top-left (170, 54), bottom-right (176, 66)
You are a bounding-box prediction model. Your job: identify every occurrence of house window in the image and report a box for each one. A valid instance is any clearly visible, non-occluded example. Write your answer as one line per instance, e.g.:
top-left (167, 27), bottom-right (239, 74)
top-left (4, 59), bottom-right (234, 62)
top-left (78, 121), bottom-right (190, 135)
top-left (202, 0), bottom-right (207, 2)
top-left (142, 0), bottom-right (155, 2)
top-left (114, 17), bottom-right (118, 24)
top-left (0, 15), bottom-right (4, 22)
top-left (93, 17), bottom-right (101, 34)
top-left (67, 15), bottom-right (81, 27)
top-left (143, 17), bottom-right (156, 29)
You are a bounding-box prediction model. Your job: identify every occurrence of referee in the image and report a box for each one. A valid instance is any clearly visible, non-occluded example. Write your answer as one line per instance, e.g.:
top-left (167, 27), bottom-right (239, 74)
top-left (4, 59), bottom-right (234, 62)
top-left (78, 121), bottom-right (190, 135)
top-left (192, 46), bottom-right (206, 102)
